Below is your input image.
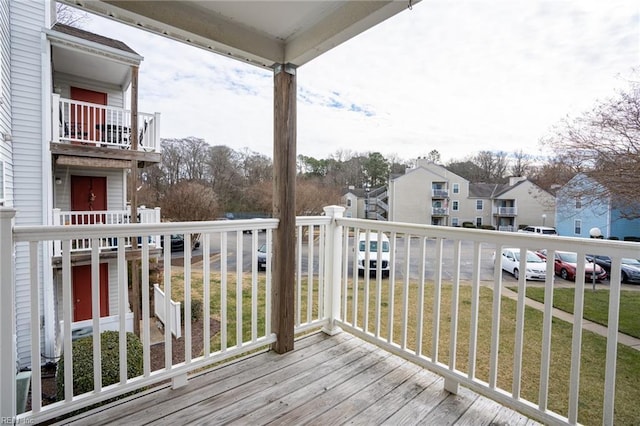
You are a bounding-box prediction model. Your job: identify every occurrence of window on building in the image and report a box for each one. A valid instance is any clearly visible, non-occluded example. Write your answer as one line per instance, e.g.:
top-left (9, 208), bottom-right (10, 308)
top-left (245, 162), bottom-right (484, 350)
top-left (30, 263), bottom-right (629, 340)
top-left (575, 197), bottom-right (581, 209)
top-left (451, 217), bottom-right (459, 227)
top-left (453, 183), bottom-right (459, 194)
top-left (574, 219), bottom-right (582, 235)
top-left (476, 200), bottom-right (483, 210)
top-left (475, 217), bottom-right (482, 227)
top-left (346, 198), bottom-right (352, 207)
top-left (452, 200), bottom-right (459, 211)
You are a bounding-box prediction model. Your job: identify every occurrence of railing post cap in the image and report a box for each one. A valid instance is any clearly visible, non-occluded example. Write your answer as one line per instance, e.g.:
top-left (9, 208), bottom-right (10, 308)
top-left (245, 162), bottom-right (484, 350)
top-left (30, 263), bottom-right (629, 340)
top-left (0, 207), bottom-right (17, 219)
top-left (323, 205), bottom-right (345, 217)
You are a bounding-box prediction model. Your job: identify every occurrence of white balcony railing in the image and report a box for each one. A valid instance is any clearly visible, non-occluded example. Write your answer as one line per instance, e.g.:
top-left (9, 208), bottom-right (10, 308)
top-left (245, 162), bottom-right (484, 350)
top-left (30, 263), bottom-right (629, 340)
top-left (51, 94), bottom-right (160, 153)
top-left (431, 207), bottom-right (449, 215)
top-left (1, 205), bottom-right (638, 425)
top-left (51, 207), bottom-right (161, 256)
top-left (494, 206), bottom-right (518, 216)
top-left (432, 188), bottom-right (448, 197)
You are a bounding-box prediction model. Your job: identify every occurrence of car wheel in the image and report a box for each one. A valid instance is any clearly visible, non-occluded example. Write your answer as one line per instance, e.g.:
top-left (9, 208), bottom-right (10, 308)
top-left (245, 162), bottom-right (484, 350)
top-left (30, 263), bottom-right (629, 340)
top-left (560, 268), bottom-right (569, 280)
top-left (513, 268), bottom-right (519, 280)
top-left (621, 271), bottom-right (628, 284)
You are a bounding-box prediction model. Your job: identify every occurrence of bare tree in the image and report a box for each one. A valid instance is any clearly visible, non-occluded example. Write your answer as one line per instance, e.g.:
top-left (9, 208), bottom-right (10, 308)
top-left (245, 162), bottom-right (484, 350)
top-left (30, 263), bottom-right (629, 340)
top-left (509, 150), bottom-right (531, 177)
top-left (181, 137), bottom-right (208, 182)
top-left (541, 80), bottom-right (640, 218)
top-left (56, 3), bottom-right (89, 27)
top-left (425, 149), bottom-right (441, 164)
top-left (160, 181), bottom-right (218, 221)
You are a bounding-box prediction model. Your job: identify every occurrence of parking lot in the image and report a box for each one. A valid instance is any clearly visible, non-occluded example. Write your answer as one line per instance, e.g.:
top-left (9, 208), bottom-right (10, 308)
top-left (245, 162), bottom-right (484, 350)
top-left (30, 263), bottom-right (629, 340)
top-left (185, 232), bottom-right (639, 289)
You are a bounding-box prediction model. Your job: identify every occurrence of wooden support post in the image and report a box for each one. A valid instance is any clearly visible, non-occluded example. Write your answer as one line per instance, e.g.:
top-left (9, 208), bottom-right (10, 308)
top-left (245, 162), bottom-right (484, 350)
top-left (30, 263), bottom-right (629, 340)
top-left (272, 64), bottom-right (297, 354)
top-left (130, 65), bottom-right (141, 337)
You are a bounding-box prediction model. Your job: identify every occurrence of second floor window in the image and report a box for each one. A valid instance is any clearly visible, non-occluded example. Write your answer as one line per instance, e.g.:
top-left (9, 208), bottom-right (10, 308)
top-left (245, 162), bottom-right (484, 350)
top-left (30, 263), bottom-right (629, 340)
top-left (452, 200), bottom-right (459, 211)
top-left (453, 183), bottom-right (459, 194)
top-left (574, 219), bottom-right (582, 235)
top-left (476, 200), bottom-right (483, 210)
top-left (346, 199), bottom-right (352, 207)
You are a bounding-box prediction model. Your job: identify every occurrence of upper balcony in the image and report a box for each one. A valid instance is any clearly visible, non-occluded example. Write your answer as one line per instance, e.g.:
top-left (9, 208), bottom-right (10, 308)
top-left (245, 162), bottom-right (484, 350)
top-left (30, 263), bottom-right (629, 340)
top-left (432, 188), bottom-right (449, 198)
top-left (51, 94), bottom-right (162, 165)
top-left (2, 207), bottom-right (638, 425)
top-left (493, 206), bottom-right (518, 216)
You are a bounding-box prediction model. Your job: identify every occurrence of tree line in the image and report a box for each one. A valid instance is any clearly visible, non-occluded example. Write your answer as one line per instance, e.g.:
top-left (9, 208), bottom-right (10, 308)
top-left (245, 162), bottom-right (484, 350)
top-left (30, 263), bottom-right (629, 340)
top-left (139, 79), bottom-right (639, 221)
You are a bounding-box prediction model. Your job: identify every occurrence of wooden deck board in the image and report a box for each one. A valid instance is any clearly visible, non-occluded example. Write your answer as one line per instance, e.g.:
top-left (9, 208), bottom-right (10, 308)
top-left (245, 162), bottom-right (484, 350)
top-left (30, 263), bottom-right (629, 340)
top-left (57, 332), bottom-right (541, 426)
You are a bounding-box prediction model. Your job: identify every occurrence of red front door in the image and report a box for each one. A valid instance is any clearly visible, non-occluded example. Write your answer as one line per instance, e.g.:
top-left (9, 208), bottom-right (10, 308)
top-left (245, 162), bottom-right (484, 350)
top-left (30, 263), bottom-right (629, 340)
top-left (72, 263), bottom-right (109, 322)
top-left (70, 87), bottom-right (107, 142)
top-left (70, 176), bottom-right (107, 223)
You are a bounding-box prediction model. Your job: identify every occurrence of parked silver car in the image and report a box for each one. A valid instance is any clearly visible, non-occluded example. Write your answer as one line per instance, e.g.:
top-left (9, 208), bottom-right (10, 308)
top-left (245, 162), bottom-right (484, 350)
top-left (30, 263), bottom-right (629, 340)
top-left (493, 248), bottom-right (547, 280)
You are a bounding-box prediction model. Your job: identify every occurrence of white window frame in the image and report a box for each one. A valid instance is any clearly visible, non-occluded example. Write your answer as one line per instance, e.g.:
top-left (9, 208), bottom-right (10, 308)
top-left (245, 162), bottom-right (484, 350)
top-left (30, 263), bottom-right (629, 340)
top-left (574, 219), bottom-right (582, 235)
top-left (452, 200), bottom-right (459, 211)
top-left (453, 183), bottom-right (459, 194)
top-left (475, 216), bottom-right (482, 227)
top-left (476, 200), bottom-right (483, 211)
top-left (451, 217), bottom-right (459, 227)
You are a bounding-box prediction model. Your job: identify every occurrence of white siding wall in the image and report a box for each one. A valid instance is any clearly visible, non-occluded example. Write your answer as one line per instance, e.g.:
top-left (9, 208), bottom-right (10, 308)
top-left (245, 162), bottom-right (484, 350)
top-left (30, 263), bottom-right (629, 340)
top-left (0, 0), bottom-right (12, 206)
top-left (11, 0), bottom-right (48, 368)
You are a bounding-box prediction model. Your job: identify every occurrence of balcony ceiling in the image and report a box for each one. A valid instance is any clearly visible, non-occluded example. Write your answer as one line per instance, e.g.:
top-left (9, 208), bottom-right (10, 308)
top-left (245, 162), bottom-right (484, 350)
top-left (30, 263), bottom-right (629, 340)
top-left (63, 0), bottom-right (419, 69)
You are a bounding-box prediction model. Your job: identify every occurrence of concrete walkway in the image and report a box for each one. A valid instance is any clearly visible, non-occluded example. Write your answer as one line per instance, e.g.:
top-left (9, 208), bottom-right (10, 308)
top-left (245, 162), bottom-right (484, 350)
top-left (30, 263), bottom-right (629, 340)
top-left (501, 287), bottom-right (640, 352)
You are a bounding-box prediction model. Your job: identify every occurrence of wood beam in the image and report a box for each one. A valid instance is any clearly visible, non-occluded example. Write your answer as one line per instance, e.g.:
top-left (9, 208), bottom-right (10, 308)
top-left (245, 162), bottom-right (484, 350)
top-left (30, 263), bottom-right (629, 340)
top-left (272, 64), bottom-right (296, 353)
top-left (130, 65), bottom-right (141, 337)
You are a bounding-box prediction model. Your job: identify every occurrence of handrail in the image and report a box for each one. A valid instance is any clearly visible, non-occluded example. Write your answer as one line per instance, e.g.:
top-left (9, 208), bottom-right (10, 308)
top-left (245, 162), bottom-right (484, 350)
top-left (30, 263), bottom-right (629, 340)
top-left (333, 216), bottom-right (638, 425)
top-left (2, 206), bottom-right (638, 425)
top-left (52, 94), bottom-right (160, 153)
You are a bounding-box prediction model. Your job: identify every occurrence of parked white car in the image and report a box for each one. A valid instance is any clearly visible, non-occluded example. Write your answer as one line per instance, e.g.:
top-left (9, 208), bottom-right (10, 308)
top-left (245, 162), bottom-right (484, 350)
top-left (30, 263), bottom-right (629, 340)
top-left (493, 248), bottom-right (547, 280)
top-left (517, 226), bottom-right (557, 236)
top-left (357, 232), bottom-right (390, 276)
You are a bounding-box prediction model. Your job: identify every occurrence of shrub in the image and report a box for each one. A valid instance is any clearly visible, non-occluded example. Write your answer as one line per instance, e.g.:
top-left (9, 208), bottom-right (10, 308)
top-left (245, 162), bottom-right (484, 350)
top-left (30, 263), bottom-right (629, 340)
top-left (480, 225), bottom-right (496, 230)
top-left (623, 236), bottom-right (640, 242)
top-left (56, 331), bottom-right (143, 400)
top-left (462, 221), bottom-right (476, 228)
top-left (180, 298), bottom-right (204, 322)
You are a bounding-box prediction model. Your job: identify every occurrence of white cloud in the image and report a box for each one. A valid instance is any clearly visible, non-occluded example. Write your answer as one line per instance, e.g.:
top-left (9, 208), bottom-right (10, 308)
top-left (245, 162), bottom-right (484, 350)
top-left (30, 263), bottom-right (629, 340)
top-left (85, 0), bottom-right (639, 163)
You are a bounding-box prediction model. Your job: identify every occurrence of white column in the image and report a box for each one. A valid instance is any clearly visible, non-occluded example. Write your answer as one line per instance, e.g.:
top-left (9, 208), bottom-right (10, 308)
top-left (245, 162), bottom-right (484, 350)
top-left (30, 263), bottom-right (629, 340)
top-left (321, 205), bottom-right (345, 336)
top-left (0, 207), bottom-right (17, 419)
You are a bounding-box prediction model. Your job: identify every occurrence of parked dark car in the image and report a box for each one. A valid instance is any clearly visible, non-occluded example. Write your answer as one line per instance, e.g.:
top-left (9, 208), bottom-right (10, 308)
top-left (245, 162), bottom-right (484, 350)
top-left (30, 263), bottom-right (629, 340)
top-left (257, 244), bottom-right (268, 270)
top-left (161, 234), bottom-right (184, 251)
top-left (536, 249), bottom-right (607, 281)
top-left (586, 255), bottom-right (640, 284)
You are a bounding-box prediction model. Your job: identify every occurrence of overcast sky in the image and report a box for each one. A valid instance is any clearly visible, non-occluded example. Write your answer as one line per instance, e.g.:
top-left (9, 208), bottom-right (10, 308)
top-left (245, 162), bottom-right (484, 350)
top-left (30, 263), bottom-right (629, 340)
top-left (83, 0), bottom-right (639, 163)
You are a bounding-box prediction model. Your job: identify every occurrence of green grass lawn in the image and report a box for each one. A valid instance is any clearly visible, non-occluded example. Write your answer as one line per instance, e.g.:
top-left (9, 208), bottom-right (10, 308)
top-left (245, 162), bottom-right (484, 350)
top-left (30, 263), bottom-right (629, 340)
top-left (165, 268), bottom-right (640, 426)
top-left (514, 287), bottom-right (640, 339)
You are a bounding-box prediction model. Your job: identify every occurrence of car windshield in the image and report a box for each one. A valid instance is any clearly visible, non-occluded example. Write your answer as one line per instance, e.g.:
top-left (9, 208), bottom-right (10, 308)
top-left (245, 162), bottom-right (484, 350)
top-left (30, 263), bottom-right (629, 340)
top-left (525, 251), bottom-right (544, 263)
top-left (622, 258), bottom-right (640, 266)
top-left (557, 252), bottom-right (578, 263)
top-left (359, 240), bottom-right (390, 252)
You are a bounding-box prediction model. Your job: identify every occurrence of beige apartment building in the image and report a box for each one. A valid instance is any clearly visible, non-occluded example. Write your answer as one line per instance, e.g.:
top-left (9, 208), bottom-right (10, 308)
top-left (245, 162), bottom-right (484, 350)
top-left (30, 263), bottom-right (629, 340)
top-left (382, 159), bottom-right (555, 230)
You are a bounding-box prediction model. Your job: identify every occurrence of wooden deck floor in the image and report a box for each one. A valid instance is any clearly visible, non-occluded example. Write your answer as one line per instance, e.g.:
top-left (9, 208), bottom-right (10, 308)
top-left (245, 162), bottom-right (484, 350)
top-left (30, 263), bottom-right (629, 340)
top-left (59, 332), bottom-right (540, 426)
